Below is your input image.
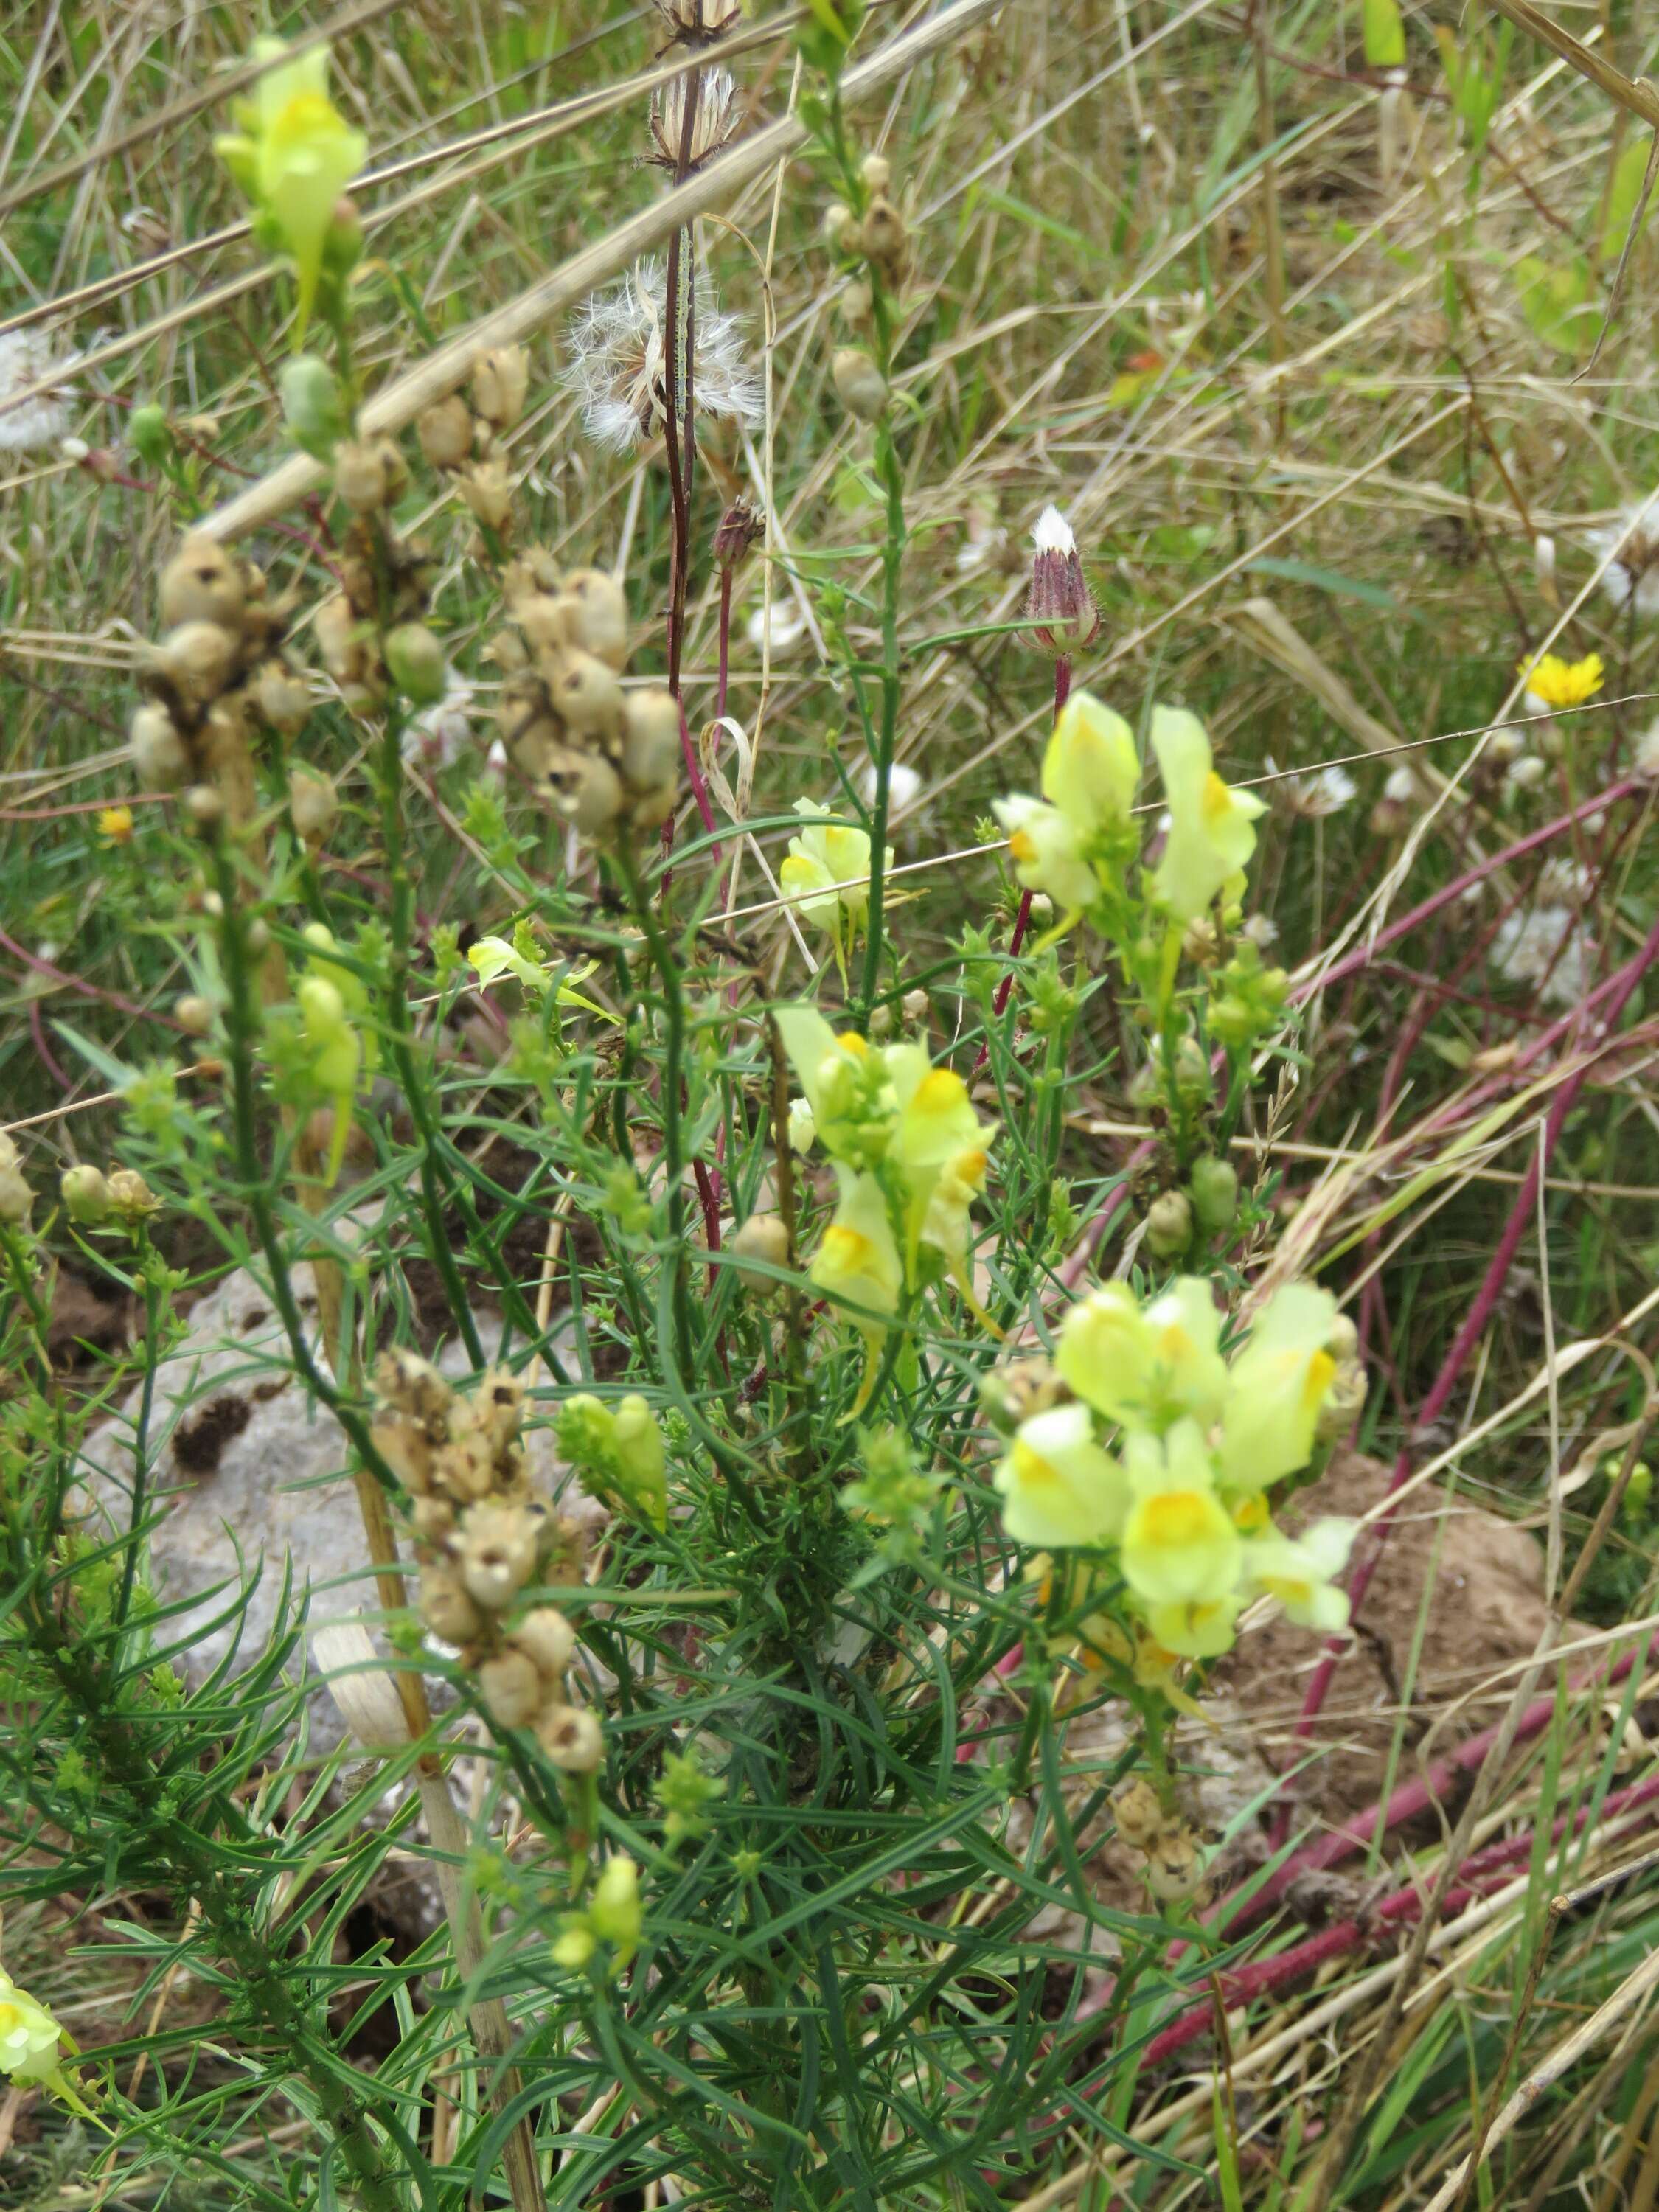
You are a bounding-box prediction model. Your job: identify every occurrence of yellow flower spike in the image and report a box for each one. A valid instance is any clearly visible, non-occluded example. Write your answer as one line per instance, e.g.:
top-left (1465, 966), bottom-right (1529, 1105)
top-left (781, 801), bottom-right (891, 975)
top-left (1242, 1517), bottom-right (1354, 1631)
top-left (1520, 650), bottom-right (1603, 711)
top-left (773, 1006), bottom-right (878, 1161)
top-left (1149, 706), bottom-right (1265, 922)
top-left (1119, 1422), bottom-right (1242, 1610)
top-left (1040, 689), bottom-right (1139, 837)
top-left (1217, 1282), bottom-right (1338, 1495)
top-left (993, 1402), bottom-right (1127, 1549)
top-left (990, 793), bottom-right (1098, 915)
top-left (1055, 1276), bottom-right (1228, 1433)
top-left (216, 39), bottom-right (366, 342)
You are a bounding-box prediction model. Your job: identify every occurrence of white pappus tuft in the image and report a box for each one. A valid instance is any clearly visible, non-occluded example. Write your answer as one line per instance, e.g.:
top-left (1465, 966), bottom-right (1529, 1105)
top-left (1265, 756), bottom-right (1357, 819)
top-left (563, 257), bottom-right (761, 455)
top-left (1585, 493), bottom-right (1659, 619)
top-left (1490, 905), bottom-right (1596, 1006)
top-left (0, 328), bottom-right (80, 455)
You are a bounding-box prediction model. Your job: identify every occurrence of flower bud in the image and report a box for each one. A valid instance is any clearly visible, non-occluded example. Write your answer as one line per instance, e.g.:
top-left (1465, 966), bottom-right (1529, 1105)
top-left (589, 1854), bottom-right (641, 1961)
top-left (0, 1135), bottom-right (31, 1226)
top-left (730, 1211), bottom-right (790, 1289)
top-left (510, 1606), bottom-right (576, 1680)
top-left (128, 403), bottom-right (170, 467)
top-left (1187, 1156), bottom-right (1238, 1234)
top-left (824, 202), bottom-right (856, 254)
top-left (478, 1648), bottom-right (545, 1728)
top-left (538, 1703), bottom-right (603, 1772)
top-left (131, 703), bottom-right (189, 790)
top-left (60, 1164), bottom-right (111, 1225)
top-left (1144, 1189), bottom-right (1194, 1259)
top-left (153, 620), bottom-right (238, 705)
top-left (334, 438), bottom-right (389, 514)
top-left (383, 622), bottom-right (448, 707)
top-left (1026, 505), bottom-right (1100, 658)
top-left (860, 152), bottom-right (891, 193)
top-left (288, 766), bottom-right (338, 842)
top-left (559, 568), bottom-right (630, 672)
top-left (159, 532), bottom-right (246, 634)
top-left (172, 992), bottom-right (211, 1036)
top-left (832, 347), bottom-right (887, 422)
top-left (860, 195), bottom-right (909, 285)
top-left (417, 394), bottom-right (474, 470)
top-left (622, 689), bottom-right (682, 795)
top-left (471, 344), bottom-right (531, 431)
top-left (279, 354), bottom-right (346, 460)
top-left (322, 196), bottom-right (365, 278)
top-left (106, 1167), bottom-right (160, 1221)
top-left (712, 496), bottom-right (762, 575)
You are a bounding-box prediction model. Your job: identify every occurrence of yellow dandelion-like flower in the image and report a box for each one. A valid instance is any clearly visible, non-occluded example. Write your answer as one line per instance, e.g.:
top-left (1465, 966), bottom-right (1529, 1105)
top-left (1520, 651), bottom-right (1604, 711)
top-left (96, 806), bottom-right (134, 847)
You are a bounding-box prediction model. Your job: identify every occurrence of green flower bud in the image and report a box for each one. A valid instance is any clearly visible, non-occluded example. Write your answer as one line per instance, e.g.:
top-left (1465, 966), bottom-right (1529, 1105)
top-left (383, 622), bottom-right (448, 707)
top-left (279, 354), bottom-right (346, 461)
top-left (1144, 1189), bottom-right (1194, 1260)
top-left (588, 1854), bottom-right (641, 1964)
top-left (128, 403), bottom-right (171, 468)
top-left (60, 1164), bottom-right (111, 1227)
top-left (1187, 1156), bottom-right (1238, 1234)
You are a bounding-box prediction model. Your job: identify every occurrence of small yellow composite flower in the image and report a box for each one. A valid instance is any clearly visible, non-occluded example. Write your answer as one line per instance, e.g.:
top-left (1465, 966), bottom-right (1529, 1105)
top-left (1119, 1422), bottom-right (1242, 1610)
top-left (1217, 1281), bottom-right (1338, 1494)
top-left (1040, 689), bottom-right (1139, 838)
top-left (96, 805), bottom-right (134, 847)
top-left (1150, 705), bottom-right (1265, 922)
top-left (215, 39), bottom-right (367, 340)
top-left (994, 1403), bottom-right (1127, 1549)
top-left (1242, 1517), bottom-right (1354, 1631)
top-left (1520, 650), bottom-right (1604, 712)
top-left (1055, 1276), bottom-right (1228, 1433)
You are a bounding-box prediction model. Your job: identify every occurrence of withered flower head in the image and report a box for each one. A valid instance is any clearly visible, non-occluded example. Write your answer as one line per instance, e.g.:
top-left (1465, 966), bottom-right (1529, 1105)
top-left (1026, 504), bottom-right (1100, 658)
top-left (647, 64), bottom-right (742, 170)
top-left (712, 494), bottom-right (762, 574)
top-left (653, 0), bottom-right (741, 46)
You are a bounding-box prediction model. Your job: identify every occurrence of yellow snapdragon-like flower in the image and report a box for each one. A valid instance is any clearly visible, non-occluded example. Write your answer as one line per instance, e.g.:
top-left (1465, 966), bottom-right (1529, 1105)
top-left (991, 793), bottom-right (1099, 917)
top-left (216, 40), bottom-right (366, 341)
top-left (1040, 689), bottom-right (1139, 837)
top-left (1119, 1421), bottom-right (1241, 1609)
top-left (1242, 1517), bottom-right (1353, 1631)
top-left (773, 1006), bottom-right (877, 1160)
top-left (919, 1146), bottom-right (995, 1326)
top-left (1141, 1593), bottom-right (1242, 1660)
top-left (1217, 1282), bottom-right (1338, 1494)
top-left (781, 799), bottom-right (891, 978)
top-left (0, 1969), bottom-right (64, 2086)
top-left (812, 1169), bottom-right (904, 1415)
top-left (1150, 706), bottom-right (1265, 922)
top-left (994, 1403), bottom-right (1127, 1549)
top-left (1520, 650), bottom-right (1603, 711)
top-left (1056, 1276), bottom-right (1228, 1433)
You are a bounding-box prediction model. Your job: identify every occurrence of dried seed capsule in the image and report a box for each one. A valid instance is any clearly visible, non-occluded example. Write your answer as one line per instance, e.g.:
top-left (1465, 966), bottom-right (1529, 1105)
top-left (383, 622), bottom-right (449, 708)
top-left (1144, 1189), bottom-right (1194, 1260)
top-left (371, 1416), bottom-right (434, 1494)
top-left (153, 620), bottom-right (238, 704)
top-left (471, 344), bottom-right (531, 431)
top-left (832, 347), bottom-right (887, 422)
top-left (417, 393), bottom-right (475, 470)
top-left (478, 1648), bottom-right (545, 1728)
top-left (420, 1567), bottom-right (483, 1644)
top-left (515, 593), bottom-right (577, 658)
top-left (459, 1502), bottom-right (540, 1611)
top-left (60, 1164), bottom-right (111, 1227)
top-left (159, 532), bottom-right (246, 633)
top-left (1111, 1776), bottom-right (1167, 1850)
top-left (253, 660), bottom-right (311, 736)
top-left (621, 688), bottom-right (681, 793)
top-left (547, 748), bottom-right (625, 837)
top-left (130, 703), bottom-right (189, 790)
top-left (334, 438), bottom-right (389, 515)
top-left (548, 650), bottom-right (625, 740)
top-left (559, 568), bottom-right (630, 672)
top-left (730, 1212), bottom-right (790, 1289)
top-left (538, 1703), bottom-right (603, 1773)
top-left (175, 994), bottom-right (213, 1037)
top-left (860, 195), bottom-right (909, 285)
top-left (0, 1136), bottom-right (32, 1225)
top-left (459, 458), bottom-right (513, 532)
top-left (288, 766), bottom-right (338, 842)
top-left (510, 1606), bottom-right (576, 1679)
top-left (106, 1168), bottom-right (159, 1220)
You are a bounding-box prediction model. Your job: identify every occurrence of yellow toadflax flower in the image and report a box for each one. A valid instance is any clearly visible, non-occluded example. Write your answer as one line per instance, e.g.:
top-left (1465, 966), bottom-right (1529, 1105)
top-left (1216, 1282), bottom-right (1338, 1494)
top-left (780, 799), bottom-right (891, 981)
top-left (1520, 650), bottom-right (1604, 712)
top-left (991, 793), bottom-right (1098, 918)
top-left (1040, 689), bottom-right (1139, 839)
top-left (1242, 1517), bottom-right (1353, 1631)
top-left (1055, 1276), bottom-right (1228, 1433)
top-left (811, 1168), bottom-right (904, 1413)
top-left (1119, 1421), bottom-right (1242, 1612)
top-left (1150, 706), bottom-right (1265, 922)
top-left (0, 1969), bottom-right (63, 2084)
top-left (994, 1403), bottom-right (1127, 1549)
top-left (216, 39), bottom-right (366, 341)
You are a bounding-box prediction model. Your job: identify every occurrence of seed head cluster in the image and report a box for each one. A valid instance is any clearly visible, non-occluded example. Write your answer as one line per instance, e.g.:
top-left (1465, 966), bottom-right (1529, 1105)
top-left (372, 1351), bottom-right (599, 1769)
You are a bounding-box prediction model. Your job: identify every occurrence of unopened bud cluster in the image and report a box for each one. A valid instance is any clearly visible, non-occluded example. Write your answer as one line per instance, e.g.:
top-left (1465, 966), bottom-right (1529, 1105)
top-left (492, 554), bottom-right (681, 837)
top-left (59, 1163), bottom-right (160, 1228)
top-left (131, 532), bottom-right (307, 801)
top-left (825, 152), bottom-right (911, 291)
top-left (372, 1351), bottom-right (599, 1770)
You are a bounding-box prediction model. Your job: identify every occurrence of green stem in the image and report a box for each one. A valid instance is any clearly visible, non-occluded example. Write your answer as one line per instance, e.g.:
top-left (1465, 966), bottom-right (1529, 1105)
top-left (856, 406), bottom-right (906, 1029)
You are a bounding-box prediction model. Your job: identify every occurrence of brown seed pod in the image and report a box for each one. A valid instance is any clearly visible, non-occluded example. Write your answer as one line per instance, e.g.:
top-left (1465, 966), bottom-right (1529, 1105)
top-left (560, 568), bottom-right (630, 672)
top-left (472, 344), bottom-right (531, 431)
top-left (130, 703), bottom-right (190, 790)
top-left (546, 747), bottom-right (625, 837)
top-left (420, 1567), bottom-right (483, 1644)
top-left (253, 660), bottom-right (311, 736)
top-left (159, 532), bottom-right (246, 633)
top-left (548, 650), bottom-right (625, 740)
top-left (538, 1703), bottom-right (603, 1773)
top-left (458, 1502), bottom-right (540, 1610)
top-left (417, 393), bottom-right (475, 470)
top-left (621, 689), bottom-right (681, 794)
top-left (509, 1605), bottom-right (577, 1680)
top-left (153, 620), bottom-right (239, 705)
top-left (478, 1648), bottom-right (546, 1728)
